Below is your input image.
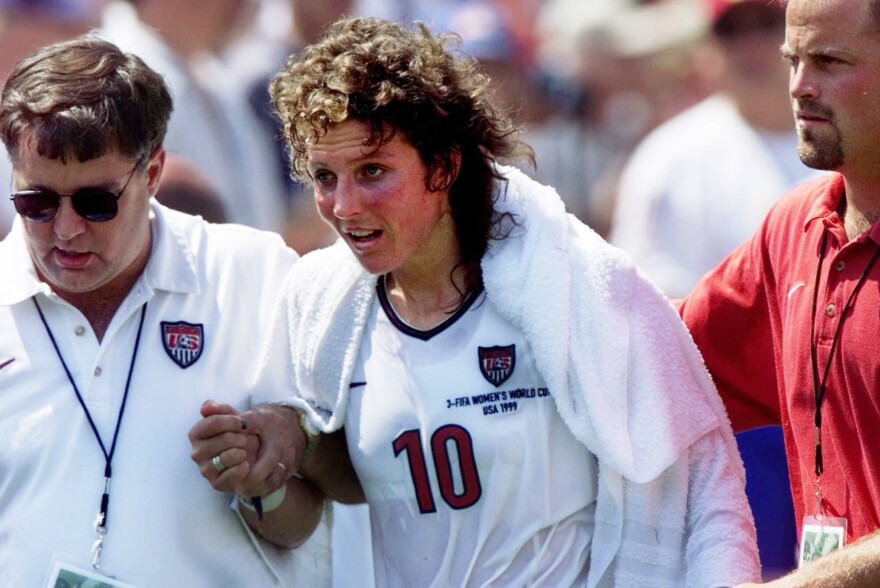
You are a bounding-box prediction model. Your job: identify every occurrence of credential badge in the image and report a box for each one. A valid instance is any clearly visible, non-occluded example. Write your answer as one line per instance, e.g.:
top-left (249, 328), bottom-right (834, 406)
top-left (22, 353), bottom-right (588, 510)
top-left (478, 345), bottom-right (515, 387)
top-left (161, 321), bottom-right (204, 369)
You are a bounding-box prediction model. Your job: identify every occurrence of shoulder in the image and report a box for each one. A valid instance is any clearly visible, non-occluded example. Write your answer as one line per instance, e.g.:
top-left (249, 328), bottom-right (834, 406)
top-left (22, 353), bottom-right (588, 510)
top-left (776, 171), bottom-right (840, 203)
top-left (155, 202), bottom-right (297, 277)
top-left (282, 241), bottom-right (368, 302)
top-left (287, 240), bottom-right (353, 276)
top-left (764, 172), bottom-right (840, 228)
top-left (162, 203), bottom-right (287, 247)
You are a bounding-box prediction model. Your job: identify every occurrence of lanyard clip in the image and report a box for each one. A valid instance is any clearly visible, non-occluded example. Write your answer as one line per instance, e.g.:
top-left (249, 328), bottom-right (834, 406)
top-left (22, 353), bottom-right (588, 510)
top-left (91, 534), bottom-right (104, 569)
top-left (90, 482), bottom-right (110, 568)
top-left (815, 476), bottom-right (825, 520)
top-left (94, 507), bottom-right (107, 535)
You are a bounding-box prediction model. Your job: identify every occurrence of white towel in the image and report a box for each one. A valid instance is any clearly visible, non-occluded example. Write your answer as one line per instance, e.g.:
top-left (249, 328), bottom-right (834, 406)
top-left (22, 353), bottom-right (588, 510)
top-left (483, 165), bottom-right (740, 482)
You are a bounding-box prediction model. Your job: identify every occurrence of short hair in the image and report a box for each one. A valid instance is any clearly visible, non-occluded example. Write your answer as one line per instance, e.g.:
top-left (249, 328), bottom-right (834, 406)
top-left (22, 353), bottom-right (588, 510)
top-left (0, 34), bottom-right (173, 164)
top-left (270, 17), bottom-right (533, 293)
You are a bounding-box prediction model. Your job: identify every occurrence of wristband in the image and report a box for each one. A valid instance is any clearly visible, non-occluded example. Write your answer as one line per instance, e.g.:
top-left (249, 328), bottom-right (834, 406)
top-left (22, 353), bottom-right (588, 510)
top-left (239, 483), bottom-right (287, 517)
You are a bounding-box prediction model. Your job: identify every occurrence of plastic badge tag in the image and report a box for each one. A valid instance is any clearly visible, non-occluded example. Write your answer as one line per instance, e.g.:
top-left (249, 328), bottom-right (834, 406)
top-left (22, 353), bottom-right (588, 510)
top-left (798, 515), bottom-right (847, 568)
top-left (44, 557), bottom-right (142, 588)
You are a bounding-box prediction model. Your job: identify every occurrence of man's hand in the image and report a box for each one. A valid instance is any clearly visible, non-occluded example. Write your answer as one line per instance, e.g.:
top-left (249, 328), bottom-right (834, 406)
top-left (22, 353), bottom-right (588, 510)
top-left (189, 400), bottom-right (261, 494)
top-left (190, 400), bottom-right (305, 498)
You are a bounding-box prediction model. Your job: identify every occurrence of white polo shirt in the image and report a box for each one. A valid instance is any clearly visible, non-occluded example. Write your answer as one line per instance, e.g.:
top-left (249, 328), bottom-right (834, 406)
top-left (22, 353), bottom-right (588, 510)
top-left (0, 202), bottom-right (328, 586)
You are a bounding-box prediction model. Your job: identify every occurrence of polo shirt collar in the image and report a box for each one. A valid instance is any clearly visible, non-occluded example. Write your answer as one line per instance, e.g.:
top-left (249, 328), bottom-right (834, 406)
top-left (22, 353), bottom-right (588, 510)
top-left (804, 172), bottom-right (846, 232)
top-left (802, 173), bottom-right (880, 245)
top-left (0, 217), bottom-right (44, 304)
top-left (142, 200), bottom-right (199, 296)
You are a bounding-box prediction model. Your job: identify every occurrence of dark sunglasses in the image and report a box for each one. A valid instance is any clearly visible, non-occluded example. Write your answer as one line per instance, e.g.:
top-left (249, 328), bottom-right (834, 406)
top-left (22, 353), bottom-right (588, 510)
top-left (10, 162), bottom-right (141, 223)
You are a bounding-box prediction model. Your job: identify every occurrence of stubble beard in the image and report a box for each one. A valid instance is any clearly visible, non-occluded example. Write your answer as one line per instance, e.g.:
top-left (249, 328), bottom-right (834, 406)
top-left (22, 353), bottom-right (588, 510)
top-left (797, 126), bottom-right (844, 171)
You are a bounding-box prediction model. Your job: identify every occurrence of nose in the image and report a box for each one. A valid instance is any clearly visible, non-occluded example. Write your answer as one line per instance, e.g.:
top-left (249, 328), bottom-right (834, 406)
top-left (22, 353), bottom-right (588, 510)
top-left (331, 177), bottom-right (363, 219)
top-left (789, 61), bottom-right (818, 102)
top-left (52, 198), bottom-right (87, 240)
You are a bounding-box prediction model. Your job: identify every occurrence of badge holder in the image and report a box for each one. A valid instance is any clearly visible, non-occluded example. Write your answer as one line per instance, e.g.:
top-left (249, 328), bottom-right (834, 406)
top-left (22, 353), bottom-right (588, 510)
top-left (43, 553), bottom-right (143, 588)
top-left (798, 481), bottom-right (846, 568)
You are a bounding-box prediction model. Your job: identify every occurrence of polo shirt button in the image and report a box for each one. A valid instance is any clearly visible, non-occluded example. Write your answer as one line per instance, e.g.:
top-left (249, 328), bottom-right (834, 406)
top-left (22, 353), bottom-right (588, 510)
top-left (75, 326), bottom-right (86, 336)
top-left (825, 304), bottom-right (836, 317)
top-left (834, 260), bottom-right (846, 271)
top-left (94, 366), bottom-right (102, 376)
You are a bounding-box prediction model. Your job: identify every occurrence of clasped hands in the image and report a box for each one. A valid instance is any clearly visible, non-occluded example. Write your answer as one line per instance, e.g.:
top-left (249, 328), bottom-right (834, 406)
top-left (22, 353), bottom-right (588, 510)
top-left (189, 399), bottom-right (304, 500)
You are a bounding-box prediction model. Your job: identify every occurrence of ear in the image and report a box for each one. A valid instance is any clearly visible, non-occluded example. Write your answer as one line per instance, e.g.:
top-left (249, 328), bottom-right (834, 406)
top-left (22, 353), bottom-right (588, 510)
top-left (428, 150), bottom-right (462, 192)
top-left (145, 147), bottom-right (166, 197)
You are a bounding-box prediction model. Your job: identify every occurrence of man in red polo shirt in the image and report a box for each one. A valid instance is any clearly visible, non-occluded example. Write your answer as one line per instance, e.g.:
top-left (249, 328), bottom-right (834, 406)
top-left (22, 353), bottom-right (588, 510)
top-left (680, 0), bottom-right (880, 584)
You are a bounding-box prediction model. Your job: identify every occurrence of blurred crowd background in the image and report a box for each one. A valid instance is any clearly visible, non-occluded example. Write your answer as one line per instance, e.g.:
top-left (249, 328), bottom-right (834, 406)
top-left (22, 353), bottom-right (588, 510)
top-left (0, 0), bottom-right (803, 578)
top-left (0, 0), bottom-right (808, 300)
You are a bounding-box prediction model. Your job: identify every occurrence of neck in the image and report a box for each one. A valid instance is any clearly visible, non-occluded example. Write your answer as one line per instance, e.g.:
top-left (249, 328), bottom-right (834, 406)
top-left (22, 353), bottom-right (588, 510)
top-left (77, 293), bottom-right (130, 342)
top-left (841, 178), bottom-right (880, 239)
top-left (55, 242), bottom-right (151, 342)
top-left (384, 265), bottom-right (470, 331)
top-left (842, 202), bottom-right (880, 240)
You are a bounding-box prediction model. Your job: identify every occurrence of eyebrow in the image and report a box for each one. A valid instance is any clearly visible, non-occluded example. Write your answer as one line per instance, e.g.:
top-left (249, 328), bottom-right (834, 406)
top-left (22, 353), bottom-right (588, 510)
top-left (308, 147), bottom-right (399, 169)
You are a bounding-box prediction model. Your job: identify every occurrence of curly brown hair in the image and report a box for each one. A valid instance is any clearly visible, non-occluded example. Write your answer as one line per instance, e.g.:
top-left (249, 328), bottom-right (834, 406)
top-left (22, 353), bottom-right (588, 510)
top-left (270, 16), bottom-right (533, 293)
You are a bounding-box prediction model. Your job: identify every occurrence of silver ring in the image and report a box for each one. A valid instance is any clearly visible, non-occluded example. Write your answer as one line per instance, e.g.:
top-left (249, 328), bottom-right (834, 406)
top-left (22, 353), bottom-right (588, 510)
top-left (212, 454), bottom-right (226, 473)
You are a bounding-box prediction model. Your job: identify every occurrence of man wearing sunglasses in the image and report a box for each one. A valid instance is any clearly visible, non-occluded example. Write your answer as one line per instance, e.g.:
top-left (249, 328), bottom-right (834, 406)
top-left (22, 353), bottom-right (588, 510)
top-left (0, 36), bottom-right (328, 586)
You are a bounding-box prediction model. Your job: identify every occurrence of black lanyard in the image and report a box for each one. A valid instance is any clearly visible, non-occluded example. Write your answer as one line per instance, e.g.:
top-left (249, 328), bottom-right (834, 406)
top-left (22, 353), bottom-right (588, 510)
top-left (809, 233), bottom-right (880, 480)
top-left (33, 297), bottom-right (147, 568)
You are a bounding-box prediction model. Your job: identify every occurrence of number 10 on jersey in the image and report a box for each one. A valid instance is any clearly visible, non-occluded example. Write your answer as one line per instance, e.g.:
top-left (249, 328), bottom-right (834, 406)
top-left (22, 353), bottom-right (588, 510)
top-left (393, 425), bottom-right (483, 513)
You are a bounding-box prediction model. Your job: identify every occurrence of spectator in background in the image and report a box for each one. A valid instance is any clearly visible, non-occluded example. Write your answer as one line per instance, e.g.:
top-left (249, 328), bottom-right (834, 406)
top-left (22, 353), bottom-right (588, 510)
top-left (221, 0), bottom-right (353, 254)
top-left (0, 0), bottom-right (104, 238)
top-left (0, 0), bottom-right (102, 81)
top-left (155, 155), bottom-right (228, 223)
top-left (610, 0), bottom-right (821, 298)
top-left (418, 1), bottom-right (545, 124)
top-left (99, 0), bottom-right (288, 233)
top-left (529, 0), bottom-right (712, 237)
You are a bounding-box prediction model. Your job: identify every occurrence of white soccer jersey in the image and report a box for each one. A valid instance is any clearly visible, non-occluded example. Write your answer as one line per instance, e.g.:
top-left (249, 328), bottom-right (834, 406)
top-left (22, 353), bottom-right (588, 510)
top-left (346, 283), bottom-right (598, 587)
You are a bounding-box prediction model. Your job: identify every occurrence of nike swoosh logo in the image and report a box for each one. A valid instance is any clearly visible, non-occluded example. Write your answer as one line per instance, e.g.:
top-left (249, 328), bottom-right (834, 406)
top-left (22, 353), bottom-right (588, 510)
top-left (0, 357), bottom-right (15, 370)
top-left (349, 381), bottom-right (367, 389)
top-left (788, 282), bottom-right (806, 299)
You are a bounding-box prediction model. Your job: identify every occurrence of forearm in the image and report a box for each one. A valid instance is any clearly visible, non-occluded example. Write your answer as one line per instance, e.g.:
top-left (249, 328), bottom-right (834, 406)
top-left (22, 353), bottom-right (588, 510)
top-left (239, 476), bottom-right (325, 549)
top-left (754, 530), bottom-right (880, 587)
top-left (299, 426), bottom-right (365, 505)
top-left (260, 403), bottom-right (365, 504)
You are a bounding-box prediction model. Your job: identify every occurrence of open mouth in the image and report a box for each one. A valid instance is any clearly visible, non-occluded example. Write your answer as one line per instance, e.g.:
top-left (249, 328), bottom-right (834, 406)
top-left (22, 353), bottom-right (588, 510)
top-left (54, 248), bottom-right (91, 268)
top-left (347, 229), bottom-right (381, 242)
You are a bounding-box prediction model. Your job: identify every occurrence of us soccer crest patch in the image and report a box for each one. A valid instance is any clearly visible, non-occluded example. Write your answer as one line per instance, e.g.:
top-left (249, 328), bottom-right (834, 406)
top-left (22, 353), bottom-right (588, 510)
top-left (478, 345), bottom-right (515, 387)
top-left (161, 321), bottom-right (204, 369)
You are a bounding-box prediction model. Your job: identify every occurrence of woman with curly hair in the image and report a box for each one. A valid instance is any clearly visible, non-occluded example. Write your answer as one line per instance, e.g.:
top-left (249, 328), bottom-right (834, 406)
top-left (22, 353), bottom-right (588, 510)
top-left (190, 16), bottom-right (759, 587)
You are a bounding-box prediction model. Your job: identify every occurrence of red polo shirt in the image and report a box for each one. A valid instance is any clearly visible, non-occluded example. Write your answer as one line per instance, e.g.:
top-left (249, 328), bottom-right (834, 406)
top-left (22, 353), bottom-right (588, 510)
top-left (681, 173), bottom-right (880, 542)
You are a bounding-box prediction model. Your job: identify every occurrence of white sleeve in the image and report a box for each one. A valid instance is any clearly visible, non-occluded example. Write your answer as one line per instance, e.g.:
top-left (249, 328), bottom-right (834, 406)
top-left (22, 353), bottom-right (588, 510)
top-left (685, 429), bottom-right (762, 586)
